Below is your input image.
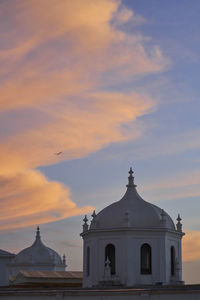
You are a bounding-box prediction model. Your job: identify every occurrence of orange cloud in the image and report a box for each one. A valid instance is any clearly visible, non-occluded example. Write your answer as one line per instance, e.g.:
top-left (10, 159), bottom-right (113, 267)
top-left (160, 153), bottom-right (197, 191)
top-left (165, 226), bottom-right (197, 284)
top-left (182, 231), bottom-right (200, 262)
top-left (0, 92), bottom-right (154, 175)
top-left (0, 0), bottom-right (168, 111)
top-left (142, 169), bottom-right (200, 202)
top-left (0, 169), bottom-right (93, 232)
top-left (0, 0), bottom-right (168, 231)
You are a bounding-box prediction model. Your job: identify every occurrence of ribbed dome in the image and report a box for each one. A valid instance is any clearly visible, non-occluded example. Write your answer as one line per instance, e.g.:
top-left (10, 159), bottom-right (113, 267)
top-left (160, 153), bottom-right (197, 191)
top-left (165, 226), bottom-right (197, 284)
top-left (12, 227), bottom-right (63, 266)
top-left (90, 168), bottom-right (175, 231)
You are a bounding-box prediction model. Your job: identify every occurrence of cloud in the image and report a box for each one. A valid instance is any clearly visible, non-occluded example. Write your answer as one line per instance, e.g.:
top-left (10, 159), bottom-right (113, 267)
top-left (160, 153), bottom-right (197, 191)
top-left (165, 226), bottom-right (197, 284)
top-left (0, 92), bottom-right (154, 175)
top-left (0, 0), bottom-right (168, 231)
top-left (145, 170), bottom-right (200, 190)
top-left (0, 169), bottom-right (93, 232)
top-left (0, 0), bottom-right (168, 111)
top-left (113, 4), bottom-right (146, 26)
top-left (141, 169), bottom-right (200, 202)
top-left (182, 230), bottom-right (200, 262)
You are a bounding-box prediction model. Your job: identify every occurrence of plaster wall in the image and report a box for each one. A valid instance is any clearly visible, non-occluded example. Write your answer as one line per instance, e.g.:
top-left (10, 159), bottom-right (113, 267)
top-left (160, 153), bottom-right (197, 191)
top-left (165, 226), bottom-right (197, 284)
top-left (0, 258), bottom-right (11, 286)
top-left (166, 233), bottom-right (182, 282)
top-left (82, 229), bottom-right (183, 287)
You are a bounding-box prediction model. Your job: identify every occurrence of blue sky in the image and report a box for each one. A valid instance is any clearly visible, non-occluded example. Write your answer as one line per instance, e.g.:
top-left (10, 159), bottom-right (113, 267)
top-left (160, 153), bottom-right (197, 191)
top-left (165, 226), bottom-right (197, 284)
top-left (0, 0), bottom-right (200, 283)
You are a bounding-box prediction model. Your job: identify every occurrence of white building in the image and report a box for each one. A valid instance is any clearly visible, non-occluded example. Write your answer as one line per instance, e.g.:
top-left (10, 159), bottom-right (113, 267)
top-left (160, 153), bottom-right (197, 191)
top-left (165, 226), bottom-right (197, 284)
top-left (9, 227), bottom-right (66, 277)
top-left (0, 227), bottom-right (66, 286)
top-left (1, 168), bottom-right (200, 299)
top-left (0, 250), bottom-right (15, 286)
top-left (81, 168), bottom-right (185, 287)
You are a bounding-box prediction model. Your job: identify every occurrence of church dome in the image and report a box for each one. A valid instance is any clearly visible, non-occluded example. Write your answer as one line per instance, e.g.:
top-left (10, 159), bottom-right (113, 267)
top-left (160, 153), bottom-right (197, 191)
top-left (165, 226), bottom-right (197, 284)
top-left (90, 168), bottom-right (175, 231)
top-left (12, 227), bottom-right (63, 266)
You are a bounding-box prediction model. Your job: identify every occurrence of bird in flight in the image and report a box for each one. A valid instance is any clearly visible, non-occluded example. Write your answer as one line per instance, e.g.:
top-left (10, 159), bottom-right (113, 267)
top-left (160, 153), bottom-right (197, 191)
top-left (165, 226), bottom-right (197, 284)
top-left (54, 151), bottom-right (62, 155)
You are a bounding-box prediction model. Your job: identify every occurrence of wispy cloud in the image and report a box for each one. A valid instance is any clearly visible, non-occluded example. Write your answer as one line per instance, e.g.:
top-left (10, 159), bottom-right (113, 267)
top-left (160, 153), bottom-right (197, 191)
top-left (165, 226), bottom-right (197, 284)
top-left (141, 169), bottom-right (200, 202)
top-left (0, 0), bottom-right (168, 231)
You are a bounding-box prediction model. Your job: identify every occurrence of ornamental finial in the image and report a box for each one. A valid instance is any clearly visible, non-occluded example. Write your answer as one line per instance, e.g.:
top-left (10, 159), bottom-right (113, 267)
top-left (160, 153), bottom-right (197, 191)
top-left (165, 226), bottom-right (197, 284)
top-left (176, 214), bottom-right (182, 232)
top-left (160, 209), bottom-right (166, 225)
top-left (36, 226), bottom-right (41, 239)
top-left (177, 214), bottom-right (181, 222)
top-left (129, 167), bottom-right (133, 176)
top-left (91, 210), bottom-right (96, 219)
top-left (82, 215), bottom-right (89, 232)
top-left (63, 254), bottom-right (66, 265)
top-left (126, 167), bottom-right (136, 188)
top-left (104, 256), bottom-right (111, 278)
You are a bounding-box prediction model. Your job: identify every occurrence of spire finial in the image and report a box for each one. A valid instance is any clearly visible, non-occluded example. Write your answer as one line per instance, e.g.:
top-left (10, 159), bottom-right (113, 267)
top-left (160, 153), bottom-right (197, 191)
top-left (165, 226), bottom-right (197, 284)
top-left (63, 254), bottom-right (66, 265)
top-left (126, 167), bottom-right (136, 188)
top-left (36, 226), bottom-right (41, 239)
top-left (129, 167), bottom-right (133, 176)
top-left (177, 214), bottom-right (181, 222)
top-left (160, 209), bottom-right (166, 225)
top-left (104, 256), bottom-right (111, 278)
top-left (91, 210), bottom-right (96, 219)
top-left (176, 214), bottom-right (182, 232)
top-left (82, 215), bottom-right (89, 232)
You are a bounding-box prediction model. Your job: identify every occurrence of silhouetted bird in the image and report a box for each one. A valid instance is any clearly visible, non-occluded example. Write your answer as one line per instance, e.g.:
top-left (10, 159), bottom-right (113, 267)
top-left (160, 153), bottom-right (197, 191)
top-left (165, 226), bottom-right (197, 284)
top-left (54, 151), bottom-right (62, 155)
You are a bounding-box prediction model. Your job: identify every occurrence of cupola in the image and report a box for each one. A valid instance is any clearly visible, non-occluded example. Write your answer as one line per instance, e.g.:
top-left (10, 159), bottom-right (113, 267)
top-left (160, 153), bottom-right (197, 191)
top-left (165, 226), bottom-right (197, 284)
top-left (81, 168), bottom-right (184, 287)
top-left (9, 227), bottom-right (66, 276)
top-left (89, 168), bottom-right (175, 231)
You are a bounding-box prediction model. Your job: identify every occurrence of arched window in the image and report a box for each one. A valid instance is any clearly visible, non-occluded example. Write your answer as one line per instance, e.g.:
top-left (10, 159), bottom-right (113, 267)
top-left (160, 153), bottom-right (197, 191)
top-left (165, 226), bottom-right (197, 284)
top-left (86, 246), bottom-right (90, 277)
top-left (171, 246), bottom-right (175, 276)
top-left (141, 243), bottom-right (152, 274)
top-left (105, 244), bottom-right (116, 275)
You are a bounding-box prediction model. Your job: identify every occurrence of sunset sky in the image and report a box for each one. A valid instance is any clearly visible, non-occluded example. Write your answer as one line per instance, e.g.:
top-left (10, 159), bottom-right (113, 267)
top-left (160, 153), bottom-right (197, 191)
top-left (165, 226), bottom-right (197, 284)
top-left (0, 0), bottom-right (200, 283)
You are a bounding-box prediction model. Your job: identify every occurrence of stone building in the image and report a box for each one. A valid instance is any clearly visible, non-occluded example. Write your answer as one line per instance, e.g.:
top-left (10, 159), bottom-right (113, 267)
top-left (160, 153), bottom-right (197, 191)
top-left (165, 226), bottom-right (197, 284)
top-left (0, 250), bottom-right (15, 286)
top-left (0, 227), bottom-right (66, 286)
top-left (1, 168), bottom-right (200, 300)
top-left (81, 168), bottom-right (184, 287)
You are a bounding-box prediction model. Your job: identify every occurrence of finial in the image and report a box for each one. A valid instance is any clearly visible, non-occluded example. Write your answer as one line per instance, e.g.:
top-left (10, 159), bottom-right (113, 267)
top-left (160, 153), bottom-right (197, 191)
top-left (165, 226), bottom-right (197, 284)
top-left (161, 209), bottom-right (166, 218)
top-left (104, 256), bottom-right (111, 278)
top-left (129, 167), bottom-right (133, 176)
top-left (125, 210), bottom-right (131, 227)
top-left (176, 214), bottom-right (182, 232)
top-left (63, 254), bottom-right (66, 265)
top-left (82, 215), bottom-right (89, 232)
top-left (177, 214), bottom-right (181, 222)
top-left (160, 209), bottom-right (166, 225)
top-left (36, 226), bottom-right (41, 239)
top-left (90, 210), bottom-right (97, 229)
top-left (83, 215), bottom-right (88, 223)
top-left (105, 256), bottom-right (111, 266)
top-left (91, 210), bottom-right (96, 219)
top-left (126, 167), bottom-right (136, 188)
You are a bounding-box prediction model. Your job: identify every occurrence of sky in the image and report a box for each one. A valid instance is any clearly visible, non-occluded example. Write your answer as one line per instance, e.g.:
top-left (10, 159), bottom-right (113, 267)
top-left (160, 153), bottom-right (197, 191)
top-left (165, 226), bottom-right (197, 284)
top-left (0, 0), bottom-right (200, 284)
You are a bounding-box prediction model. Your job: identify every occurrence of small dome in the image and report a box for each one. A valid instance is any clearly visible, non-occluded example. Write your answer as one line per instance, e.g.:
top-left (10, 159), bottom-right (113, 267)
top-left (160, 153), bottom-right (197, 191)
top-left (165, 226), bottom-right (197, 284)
top-left (90, 168), bottom-right (175, 231)
top-left (12, 227), bottom-right (63, 266)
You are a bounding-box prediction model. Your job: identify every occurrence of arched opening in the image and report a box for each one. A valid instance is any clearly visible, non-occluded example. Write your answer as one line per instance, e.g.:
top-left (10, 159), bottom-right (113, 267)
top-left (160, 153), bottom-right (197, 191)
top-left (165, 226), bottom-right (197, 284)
top-left (105, 244), bottom-right (116, 275)
top-left (141, 243), bottom-right (152, 274)
top-left (171, 246), bottom-right (175, 276)
top-left (86, 246), bottom-right (90, 277)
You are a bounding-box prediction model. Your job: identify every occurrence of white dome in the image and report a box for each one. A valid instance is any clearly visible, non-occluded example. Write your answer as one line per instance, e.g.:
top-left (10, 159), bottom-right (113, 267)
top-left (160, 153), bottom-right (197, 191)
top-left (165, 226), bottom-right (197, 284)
top-left (90, 168), bottom-right (175, 231)
top-left (12, 227), bottom-right (63, 266)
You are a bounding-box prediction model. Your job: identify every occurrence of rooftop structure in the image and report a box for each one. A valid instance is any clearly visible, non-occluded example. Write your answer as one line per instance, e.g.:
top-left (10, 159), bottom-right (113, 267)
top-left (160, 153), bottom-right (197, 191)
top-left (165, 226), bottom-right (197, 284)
top-left (9, 227), bottom-right (66, 277)
top-left (81, 168), bottom-right (185, 287)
